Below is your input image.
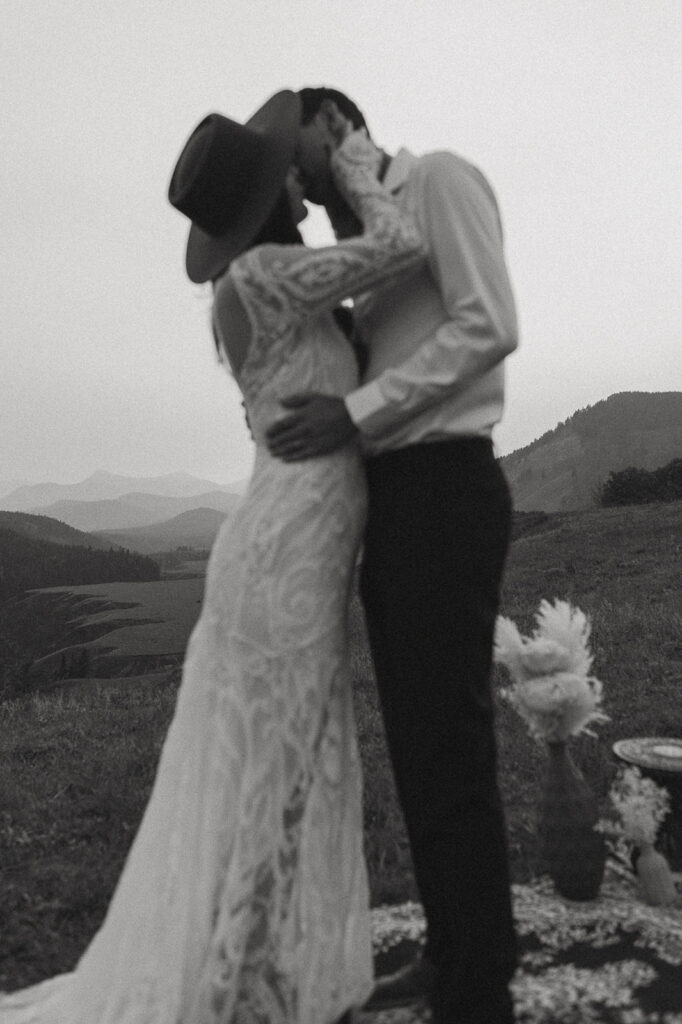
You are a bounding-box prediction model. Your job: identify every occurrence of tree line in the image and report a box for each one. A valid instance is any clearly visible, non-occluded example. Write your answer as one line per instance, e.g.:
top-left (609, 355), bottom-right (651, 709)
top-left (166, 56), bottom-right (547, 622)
top-left (0, 530), bottom-right (160, 604)
top-left (597, 458), bottom-right (682, 507)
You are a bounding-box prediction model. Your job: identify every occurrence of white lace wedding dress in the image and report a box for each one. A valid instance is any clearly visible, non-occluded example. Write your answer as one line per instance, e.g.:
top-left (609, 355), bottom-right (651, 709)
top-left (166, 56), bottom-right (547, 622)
top-left (0, 134), bottom-right (424, 1024)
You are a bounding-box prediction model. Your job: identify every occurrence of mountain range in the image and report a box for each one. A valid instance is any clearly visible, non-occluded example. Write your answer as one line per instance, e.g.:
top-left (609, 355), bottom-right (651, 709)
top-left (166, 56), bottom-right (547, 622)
top-left (3, 393), bottom-right (679, 534)
top-left (23, 490), bottom-right (242, 533)
top-left (500, 391), bottom-right (682, 511)
top-left (0, 470), bottom-right (244, 511)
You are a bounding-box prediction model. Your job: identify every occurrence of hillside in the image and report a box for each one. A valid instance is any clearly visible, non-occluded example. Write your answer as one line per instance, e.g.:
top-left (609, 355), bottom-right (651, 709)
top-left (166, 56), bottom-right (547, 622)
top-left (94, 507), bottom-right (229, 554)
top-left (0, 528), bottom-right (160, 604)
top-left (26, 490), bottom-right (241, 532)
top-left (0, 524), bottom-right (162, 690)
top-left (0, 512), bottom-right (116, 551)
top-left (501, 391), bottom-right (682, 511)
top-left (1, 470), bottom-right (239, 512)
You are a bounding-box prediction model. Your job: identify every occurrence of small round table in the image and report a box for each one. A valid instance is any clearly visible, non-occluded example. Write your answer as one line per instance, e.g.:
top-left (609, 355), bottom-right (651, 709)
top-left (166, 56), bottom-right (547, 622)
top-left (613, 737), bottom-right (682, 870)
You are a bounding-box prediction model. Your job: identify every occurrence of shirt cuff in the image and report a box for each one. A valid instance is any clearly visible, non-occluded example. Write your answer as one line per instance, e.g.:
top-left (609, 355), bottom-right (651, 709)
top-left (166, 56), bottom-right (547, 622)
top-left (344, 380), bottom-right (389, 437)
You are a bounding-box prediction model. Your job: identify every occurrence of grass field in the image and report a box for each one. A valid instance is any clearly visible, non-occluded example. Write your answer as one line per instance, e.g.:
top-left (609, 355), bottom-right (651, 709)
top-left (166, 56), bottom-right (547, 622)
top-left (1, 500), bottom-right (680, 990)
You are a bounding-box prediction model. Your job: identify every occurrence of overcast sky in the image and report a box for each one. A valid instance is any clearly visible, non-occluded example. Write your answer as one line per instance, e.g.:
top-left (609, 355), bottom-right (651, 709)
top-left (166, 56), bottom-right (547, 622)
top-left (2, 0), bottom-right (680, 488)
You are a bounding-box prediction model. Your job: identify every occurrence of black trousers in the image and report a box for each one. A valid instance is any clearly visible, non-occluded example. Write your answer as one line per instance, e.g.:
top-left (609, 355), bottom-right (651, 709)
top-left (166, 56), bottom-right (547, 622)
top-left (360, 438), bottom-right (517, 1024)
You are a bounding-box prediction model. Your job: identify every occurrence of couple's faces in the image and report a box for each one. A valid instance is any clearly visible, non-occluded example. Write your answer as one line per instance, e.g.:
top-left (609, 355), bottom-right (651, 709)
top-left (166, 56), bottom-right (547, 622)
top-left (285, 167), bottom-right (308, 225)
top-left (293, 115), bottom-right (338, 206)
top-left (284, 115), bottom-right (335, 225)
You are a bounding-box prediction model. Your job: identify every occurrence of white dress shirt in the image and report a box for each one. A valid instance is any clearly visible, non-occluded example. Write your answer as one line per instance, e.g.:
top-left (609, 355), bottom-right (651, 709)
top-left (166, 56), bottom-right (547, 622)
top-left (344, 148), bottom-right (518, 454)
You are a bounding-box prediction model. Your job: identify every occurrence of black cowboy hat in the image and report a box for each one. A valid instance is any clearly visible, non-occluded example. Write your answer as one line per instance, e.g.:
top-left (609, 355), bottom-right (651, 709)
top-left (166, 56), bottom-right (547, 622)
top-left (168, 90), bottom-right (301, 283)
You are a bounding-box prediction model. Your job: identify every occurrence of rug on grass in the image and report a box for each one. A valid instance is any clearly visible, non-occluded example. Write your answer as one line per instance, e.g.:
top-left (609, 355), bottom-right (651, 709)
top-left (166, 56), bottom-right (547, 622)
top-left (359, 868), bottom-right (682, 1023)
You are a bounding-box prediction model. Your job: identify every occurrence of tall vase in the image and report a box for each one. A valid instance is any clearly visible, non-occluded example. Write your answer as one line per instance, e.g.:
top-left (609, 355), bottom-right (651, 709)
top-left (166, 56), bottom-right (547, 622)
top-left (635, 842), bottom-right (677, 906)
top-left (538, 740), bottom-right (606, 900)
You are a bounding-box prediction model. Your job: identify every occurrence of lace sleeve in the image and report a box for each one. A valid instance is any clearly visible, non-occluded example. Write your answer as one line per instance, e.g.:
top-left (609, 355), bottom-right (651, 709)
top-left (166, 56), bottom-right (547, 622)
top-left (227, 132), bottom-right (425, 344)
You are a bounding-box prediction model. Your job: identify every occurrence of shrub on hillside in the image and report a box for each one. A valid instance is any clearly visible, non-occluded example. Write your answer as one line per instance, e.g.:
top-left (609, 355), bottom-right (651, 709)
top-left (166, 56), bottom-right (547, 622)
top-left (598, 458), bottom-right (682, 507)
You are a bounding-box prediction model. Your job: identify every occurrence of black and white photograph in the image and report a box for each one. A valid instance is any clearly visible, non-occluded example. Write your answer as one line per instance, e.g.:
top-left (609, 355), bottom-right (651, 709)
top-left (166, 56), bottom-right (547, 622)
top-left (1, 2), bottom-right (681, 1022)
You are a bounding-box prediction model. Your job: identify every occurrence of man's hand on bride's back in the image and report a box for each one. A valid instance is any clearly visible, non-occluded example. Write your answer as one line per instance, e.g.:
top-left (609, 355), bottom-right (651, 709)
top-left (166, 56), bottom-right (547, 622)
top-left (265, 393), bottom-right (358, 461)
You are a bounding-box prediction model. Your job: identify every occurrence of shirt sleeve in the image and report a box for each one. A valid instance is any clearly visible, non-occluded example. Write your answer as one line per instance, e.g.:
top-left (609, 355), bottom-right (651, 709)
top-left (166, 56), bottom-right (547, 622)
top-left (344, 151), bottom-right (518, 437)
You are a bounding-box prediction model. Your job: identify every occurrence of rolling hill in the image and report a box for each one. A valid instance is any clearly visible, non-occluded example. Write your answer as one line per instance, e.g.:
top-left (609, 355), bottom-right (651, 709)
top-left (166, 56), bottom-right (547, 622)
top-left (94, 507), bottom-right (229, 554)
top-left (500, 391), bottom-right (682, 511)
top-left (0, 511), bottom-right (117, 550)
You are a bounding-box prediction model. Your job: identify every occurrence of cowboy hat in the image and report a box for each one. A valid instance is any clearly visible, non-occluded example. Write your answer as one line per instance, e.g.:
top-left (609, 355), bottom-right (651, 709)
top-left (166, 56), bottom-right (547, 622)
top-left (168, 90), bottom-right (301, 283)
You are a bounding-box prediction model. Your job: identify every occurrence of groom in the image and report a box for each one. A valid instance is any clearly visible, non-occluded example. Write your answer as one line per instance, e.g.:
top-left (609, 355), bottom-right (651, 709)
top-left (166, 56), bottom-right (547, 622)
top-left (266, 87), bottom-right (519, 1024)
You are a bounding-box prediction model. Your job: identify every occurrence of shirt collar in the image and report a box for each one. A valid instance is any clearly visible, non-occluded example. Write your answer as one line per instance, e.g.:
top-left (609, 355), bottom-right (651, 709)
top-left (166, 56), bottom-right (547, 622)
top-left (383, 148), bottom-right (417, 194)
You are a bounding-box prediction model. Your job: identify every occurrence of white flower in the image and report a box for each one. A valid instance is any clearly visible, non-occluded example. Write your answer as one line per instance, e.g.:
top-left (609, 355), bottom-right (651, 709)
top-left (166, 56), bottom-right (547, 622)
top-left (608, 766), bottom-right (671, 847)
top-left (495, 599), bottom-right (593, 684)
top-left (494, 599), bottom-right (608, 743)
top-left (533, 599), bottom-right (593, 678)
top-left (501, 672), bottom-right (609, 743)
top-left (494, 616), bottom-right (526, 680)
top-left (519, 638), bottom-right (573, 677)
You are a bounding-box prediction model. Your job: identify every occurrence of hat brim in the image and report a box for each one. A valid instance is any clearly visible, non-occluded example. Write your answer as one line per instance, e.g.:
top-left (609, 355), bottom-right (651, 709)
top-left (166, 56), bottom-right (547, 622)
top-left (185, 90), bottom-right (301, 284)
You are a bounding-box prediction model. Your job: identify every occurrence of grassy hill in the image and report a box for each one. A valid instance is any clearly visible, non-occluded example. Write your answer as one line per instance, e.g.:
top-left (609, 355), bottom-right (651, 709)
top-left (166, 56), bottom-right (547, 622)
top-left (501, 391), bottom-right (682, 511)
top-left (0, 520), bottom-right (162, 693)
top-left (1, 500), bottom-right (680, 987)
top-left (0, 511), bottom-right (116, 550)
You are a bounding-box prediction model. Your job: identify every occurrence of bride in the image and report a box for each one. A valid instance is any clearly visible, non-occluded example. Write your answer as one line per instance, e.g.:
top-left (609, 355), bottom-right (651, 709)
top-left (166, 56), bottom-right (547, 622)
top-left (0, 90), bottom-right (424, 1023)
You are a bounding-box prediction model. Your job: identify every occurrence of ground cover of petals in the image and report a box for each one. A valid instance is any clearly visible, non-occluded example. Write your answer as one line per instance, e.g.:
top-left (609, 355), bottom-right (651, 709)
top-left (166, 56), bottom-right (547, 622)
top-left (359, 867), bottom-right (682, 1023)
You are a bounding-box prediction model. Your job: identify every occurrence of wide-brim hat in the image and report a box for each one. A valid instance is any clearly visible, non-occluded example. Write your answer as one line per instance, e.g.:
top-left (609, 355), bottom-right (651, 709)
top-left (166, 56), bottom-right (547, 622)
top-left (168, 90), bottom-right (301, 283)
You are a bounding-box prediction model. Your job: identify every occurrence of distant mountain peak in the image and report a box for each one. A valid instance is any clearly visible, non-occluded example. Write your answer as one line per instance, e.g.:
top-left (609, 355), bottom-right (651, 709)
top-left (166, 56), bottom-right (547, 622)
top-left (85, 469), bottom-right (203, 484)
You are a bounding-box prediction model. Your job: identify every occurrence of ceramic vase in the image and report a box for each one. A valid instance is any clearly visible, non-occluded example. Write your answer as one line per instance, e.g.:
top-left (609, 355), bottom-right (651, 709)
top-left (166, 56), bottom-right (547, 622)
top-left (636, 842), bottom-right (677, 906)
top-left (538, 740), bottom-right (606, 900)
